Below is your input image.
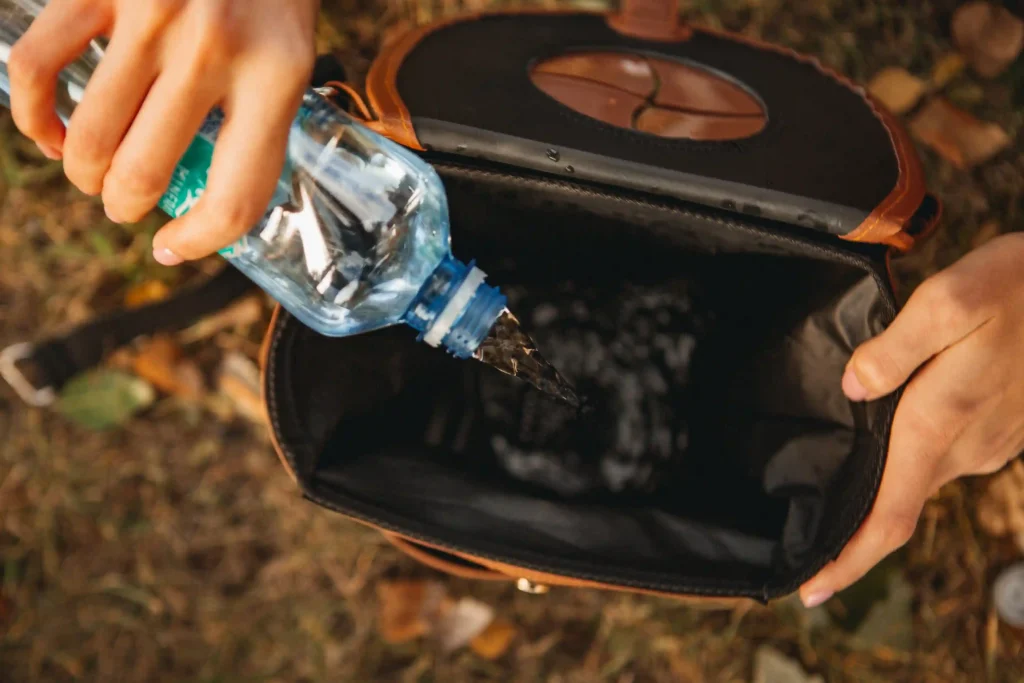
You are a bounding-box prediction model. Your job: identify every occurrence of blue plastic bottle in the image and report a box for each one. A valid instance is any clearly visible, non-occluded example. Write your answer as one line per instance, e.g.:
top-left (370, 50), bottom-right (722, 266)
top-left (0, 0), bottom-right (506, 359)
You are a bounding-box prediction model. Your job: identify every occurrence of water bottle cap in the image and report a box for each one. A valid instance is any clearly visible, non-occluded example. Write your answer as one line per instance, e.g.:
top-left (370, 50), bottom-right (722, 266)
top-left (421, 265), bottom-right (488, 348)
top-left (403, 255), bottom-right (506, 359)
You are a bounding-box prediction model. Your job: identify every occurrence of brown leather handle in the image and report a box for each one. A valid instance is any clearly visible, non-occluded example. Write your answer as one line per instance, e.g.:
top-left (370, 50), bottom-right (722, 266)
top-left (608, 0), bottom-right (691, 41)
top-left (383, 533), bottom-right (513, 582)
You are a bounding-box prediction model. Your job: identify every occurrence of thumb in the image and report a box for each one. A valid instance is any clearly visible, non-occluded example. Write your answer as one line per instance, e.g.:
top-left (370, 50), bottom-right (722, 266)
top-left (843, 279), bottom-right (989, 402)
top-left (799, 411), bottom-right (941, 607)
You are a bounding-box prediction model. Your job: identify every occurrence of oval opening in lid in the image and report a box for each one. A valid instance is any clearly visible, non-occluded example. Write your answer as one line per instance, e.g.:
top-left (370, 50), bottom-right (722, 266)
top-left (530, 51), bottom-right (768, 141)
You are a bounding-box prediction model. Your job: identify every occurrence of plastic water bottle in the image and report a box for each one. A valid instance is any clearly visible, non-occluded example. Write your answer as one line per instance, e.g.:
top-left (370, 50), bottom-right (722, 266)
top-left (0, 0), bottom-right (506, 360)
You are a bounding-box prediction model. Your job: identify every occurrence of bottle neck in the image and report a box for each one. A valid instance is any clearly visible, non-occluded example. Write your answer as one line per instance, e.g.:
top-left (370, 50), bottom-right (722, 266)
top-left (403, 254), bottom-right (507, 359)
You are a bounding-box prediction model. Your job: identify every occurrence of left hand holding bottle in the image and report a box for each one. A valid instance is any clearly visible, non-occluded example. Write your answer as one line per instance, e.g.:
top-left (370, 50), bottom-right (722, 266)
top-left (7, 0), bottom-right (320, 265)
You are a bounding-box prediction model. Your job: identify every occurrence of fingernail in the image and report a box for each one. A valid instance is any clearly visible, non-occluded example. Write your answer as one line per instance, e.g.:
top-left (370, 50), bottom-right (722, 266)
top-left (36, 142), bottom-right (62, 160)
top-left (153, 247), bottom-right (183, 267)
top-left (802, 590), bottom-right (833, 609)
top-left (842, 367), bottom-right (869, 402)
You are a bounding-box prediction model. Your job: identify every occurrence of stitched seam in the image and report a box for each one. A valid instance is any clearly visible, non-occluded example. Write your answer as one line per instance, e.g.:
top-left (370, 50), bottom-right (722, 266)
top-left (699, 25), bottom-right (913, 243)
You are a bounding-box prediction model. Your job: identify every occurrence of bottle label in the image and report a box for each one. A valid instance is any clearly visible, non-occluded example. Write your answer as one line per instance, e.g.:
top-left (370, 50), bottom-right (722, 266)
top-left (157, 110), bottom-right (233, 253)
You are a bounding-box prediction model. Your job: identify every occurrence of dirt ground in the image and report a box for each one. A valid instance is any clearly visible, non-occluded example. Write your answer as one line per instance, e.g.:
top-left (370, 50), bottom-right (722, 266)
top-left (2, 0), bottom-right (1024, 681)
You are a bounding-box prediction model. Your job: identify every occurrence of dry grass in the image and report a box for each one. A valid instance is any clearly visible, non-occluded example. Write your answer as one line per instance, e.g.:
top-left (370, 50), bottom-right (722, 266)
top-left (2, 0), bottom-right (1024, 680)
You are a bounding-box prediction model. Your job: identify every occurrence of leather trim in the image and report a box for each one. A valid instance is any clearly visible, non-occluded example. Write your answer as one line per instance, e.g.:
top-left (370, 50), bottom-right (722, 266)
top-left (383, 533), bottom-right (512, 581)
top-left (366, 8), bottom-right (604, 153)
top-left (364, 10), bottom-right (928, 250)
top-left (693, 24), bottom-right (928, 252)
top-left (261, 305), bottom-right (299, 485)
top-left (365, 25), bottom-right (431, 151)
top-left (384, 534), bottom-right (747, 606)
top-left (838, 102), bottom-right (924, 251)
top-left (606, 0), bottom-right (693, 42)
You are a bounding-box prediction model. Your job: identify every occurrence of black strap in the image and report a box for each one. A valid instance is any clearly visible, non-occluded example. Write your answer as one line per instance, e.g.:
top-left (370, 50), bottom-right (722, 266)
top-left (1, 267), bottom-right (257, 405)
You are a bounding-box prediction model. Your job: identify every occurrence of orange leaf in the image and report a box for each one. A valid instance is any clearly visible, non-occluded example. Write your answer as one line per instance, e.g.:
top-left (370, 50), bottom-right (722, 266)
top-left (909, 98), bottom-right (1011, 169)
top-left (124, 280), bottom-right (171, 309)
top-left (375, 580), bottom-right (449, 644)
top-left (867, 67), bottom-right (926, 115)
top-left (132, 335), bottom-right (204, 400)
top-left (952, 1), bottom-right (1024, 78)
top-left (469, 619), bottom-right (518, 660)
top-left (930, 53), bottom-right (967, 89)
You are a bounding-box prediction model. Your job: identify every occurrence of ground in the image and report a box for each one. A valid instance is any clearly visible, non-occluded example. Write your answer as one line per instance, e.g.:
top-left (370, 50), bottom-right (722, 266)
top-left (2, 0), bottom-right (1024, 681)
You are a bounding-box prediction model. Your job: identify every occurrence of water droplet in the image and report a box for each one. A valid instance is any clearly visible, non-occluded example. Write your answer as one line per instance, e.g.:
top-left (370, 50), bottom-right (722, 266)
top-left (565, 165), bottom-right (575, 173)
top-left (546, 148), bottom-right (560, 162)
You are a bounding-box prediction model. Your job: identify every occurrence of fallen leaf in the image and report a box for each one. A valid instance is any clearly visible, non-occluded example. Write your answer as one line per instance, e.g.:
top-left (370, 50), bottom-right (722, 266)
top-left (867, 67), bottom-right (927, 115)
top-left (752, 646), bottom-right (823, 683)
top-left (469, 618), bottom-right (517, 660)
top-left (216, 352), bottom-right (265, 424)
top-left (124, 280), bottom-right (171, 309)
top-left (57, 370), bottom-right (156, 430)
top-left (910, 98), bottom-right (1011, 168)
top-left (179, 295), bottom-right (264, 344)
top-left (375, 579), bottom-right (449, 644)
top-left (436, 597), bottom-right (495, 652)
top-left (132, 335), bottom-right (205, 400)
top-left (952, 1), bottom-right (1024, 79)
top-left (930, 52), bottom-right (967, 89)
top-left (976, 459), bottom-right (1024, 551)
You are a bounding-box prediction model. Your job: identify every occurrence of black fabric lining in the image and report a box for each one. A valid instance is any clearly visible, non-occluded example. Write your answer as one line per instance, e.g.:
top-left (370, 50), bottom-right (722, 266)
top-left (262, 164), bottom-right (898, 599)
top-left (393, 13), bottom-right (899, 235)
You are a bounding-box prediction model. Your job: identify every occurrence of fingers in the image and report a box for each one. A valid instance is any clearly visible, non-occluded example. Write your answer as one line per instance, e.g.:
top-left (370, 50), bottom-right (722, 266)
top-left (11, 0), bottom-right (316, 263)
top-left (7, 0), bottom-right (112, 151)
top-left (843, 271), bottom-right (997, 402)
top-left (62, 22), bottom-right (161, 196)
top-left (799, 401), bottom-right (942, 606)
top-left (802, 339), bottom-right (986, 606)
top-left (100, 63), bottom-right (221, 224)
top-left (152, 61), bottom-right (310, 261)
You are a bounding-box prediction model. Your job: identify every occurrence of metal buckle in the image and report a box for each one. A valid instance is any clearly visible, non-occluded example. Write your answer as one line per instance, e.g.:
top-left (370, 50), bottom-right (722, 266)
top-left (516, 578), bottom-right (550, 595)
top-left (0, 342), bottom-right (57, 407)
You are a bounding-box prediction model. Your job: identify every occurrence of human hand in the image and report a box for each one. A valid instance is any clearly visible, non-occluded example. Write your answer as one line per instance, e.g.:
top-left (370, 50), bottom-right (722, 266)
top-left (8, 0), bottom-right (319, 265)
top-left (800, 232), bottom-right (1024, 608)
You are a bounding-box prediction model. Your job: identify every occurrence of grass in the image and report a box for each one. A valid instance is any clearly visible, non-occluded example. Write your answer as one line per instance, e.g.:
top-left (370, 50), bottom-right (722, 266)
top-left (2, 0), bottom-right (1024, 680)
